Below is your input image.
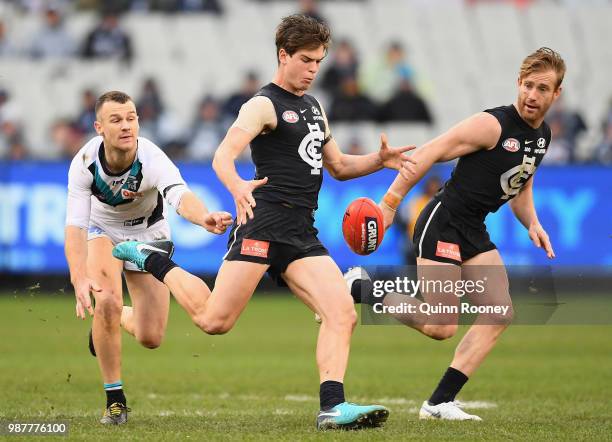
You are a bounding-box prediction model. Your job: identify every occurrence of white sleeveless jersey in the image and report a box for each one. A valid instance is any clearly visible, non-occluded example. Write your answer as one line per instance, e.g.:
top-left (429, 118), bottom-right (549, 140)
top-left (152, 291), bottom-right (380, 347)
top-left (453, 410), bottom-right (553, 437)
top-left (66, 136), bottom-right (189, 230)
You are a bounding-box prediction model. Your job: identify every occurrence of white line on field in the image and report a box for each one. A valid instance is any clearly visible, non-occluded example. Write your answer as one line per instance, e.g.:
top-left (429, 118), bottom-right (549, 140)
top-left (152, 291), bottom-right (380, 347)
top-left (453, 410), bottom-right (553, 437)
top-left (458, 401), bottom-right (497, 409)
top-left (283, 395), bottom-right (497, 410)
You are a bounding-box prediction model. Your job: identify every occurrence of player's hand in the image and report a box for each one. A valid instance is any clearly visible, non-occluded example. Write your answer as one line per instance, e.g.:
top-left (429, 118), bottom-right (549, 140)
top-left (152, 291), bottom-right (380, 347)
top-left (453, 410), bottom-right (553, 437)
top-left (231, 177), bottom-right (268, 225)
top-left (528, 222), bottom-right (555, 259)
top-left (202, 210), bottom-right (234, 234)
top-left (378, 133), bottom-right (417, 179)
top-left (379, 202), bottom-right (397, 231)
top-left (72, 277), bottom-right (101, 320)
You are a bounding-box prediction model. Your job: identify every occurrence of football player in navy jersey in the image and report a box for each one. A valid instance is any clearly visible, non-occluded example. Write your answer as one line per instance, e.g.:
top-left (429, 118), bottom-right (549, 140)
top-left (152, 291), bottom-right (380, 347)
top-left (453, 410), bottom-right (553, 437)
top-left (348, 47), bottom-right (565, 420)
top-left (113, 15), bottom-right (416, 430)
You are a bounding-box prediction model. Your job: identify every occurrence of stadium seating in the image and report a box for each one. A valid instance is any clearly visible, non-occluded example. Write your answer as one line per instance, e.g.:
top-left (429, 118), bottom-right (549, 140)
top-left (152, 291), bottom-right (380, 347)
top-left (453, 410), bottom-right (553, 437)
top-left (0, 1), bottom-right (610, 158)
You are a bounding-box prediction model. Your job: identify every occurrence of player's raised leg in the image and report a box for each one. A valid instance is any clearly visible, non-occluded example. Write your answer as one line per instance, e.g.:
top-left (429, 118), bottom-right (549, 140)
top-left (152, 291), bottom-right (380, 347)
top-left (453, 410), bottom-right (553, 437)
top-left (381, 258), bottom-right (461, 339)
top-left (191, 260), bottom-right (268, 334)
top-left (113, 240), bottom-right (268, 334)
top-left (283, 256), bottom-right (389, 430)
top-left (86, 236), bottom-right (129, 425)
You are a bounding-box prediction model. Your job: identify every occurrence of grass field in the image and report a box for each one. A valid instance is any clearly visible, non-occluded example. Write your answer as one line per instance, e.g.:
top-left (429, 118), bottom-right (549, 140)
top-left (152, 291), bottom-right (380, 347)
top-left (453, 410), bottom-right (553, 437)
top-left (1, 290), bottom-right (611, 441)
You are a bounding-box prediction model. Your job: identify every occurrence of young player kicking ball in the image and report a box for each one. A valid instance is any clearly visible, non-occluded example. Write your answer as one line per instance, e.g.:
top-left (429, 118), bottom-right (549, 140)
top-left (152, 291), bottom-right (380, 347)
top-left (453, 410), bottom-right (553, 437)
top-left (112, 15), bottom-right (416, 430)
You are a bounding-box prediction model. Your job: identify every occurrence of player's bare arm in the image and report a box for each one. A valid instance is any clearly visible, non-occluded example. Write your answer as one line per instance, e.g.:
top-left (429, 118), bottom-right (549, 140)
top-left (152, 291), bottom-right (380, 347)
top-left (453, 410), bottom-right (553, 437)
top-left (322, 133), bottom-right (416, 181)
top-left (510, 177), bottom-right (555, 258)
top-left (213, 127), bottom-right (268, 226)
top-left (176, 191), bottom-right (233, 235)
top-left (213, 96), bottom-right (274, 225)
top-left (64, 225), bottom-right (101, 319)
top-left (65, 152), bottom-right (102, 320)
top-left (380, 112), bottom-right (501, 229)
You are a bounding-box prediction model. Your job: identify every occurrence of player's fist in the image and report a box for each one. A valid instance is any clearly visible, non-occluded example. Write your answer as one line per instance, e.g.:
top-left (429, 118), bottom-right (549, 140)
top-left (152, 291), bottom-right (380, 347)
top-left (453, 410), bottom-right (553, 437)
top-left (72, 277), bottom-right (101, 320)
top-left (202, 211), bottom-right (234, 234)
top-left (528, 222), bottom-right (555, 259)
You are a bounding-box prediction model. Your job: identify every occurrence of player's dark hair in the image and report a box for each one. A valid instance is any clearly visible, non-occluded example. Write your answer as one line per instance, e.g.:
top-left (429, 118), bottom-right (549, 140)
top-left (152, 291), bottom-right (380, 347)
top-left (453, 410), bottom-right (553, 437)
top-left (275, 14), bottom-right (331, 63)
top-left (519, 47), bottom-right (566, 90)
top-left (95, 90), bottom-right (133, 117)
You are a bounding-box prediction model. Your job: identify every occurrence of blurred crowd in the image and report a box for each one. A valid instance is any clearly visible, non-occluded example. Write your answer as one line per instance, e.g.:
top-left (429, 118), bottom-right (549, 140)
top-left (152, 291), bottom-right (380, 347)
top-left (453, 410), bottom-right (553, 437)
top-left (0, 0), bottom-right (611, 164)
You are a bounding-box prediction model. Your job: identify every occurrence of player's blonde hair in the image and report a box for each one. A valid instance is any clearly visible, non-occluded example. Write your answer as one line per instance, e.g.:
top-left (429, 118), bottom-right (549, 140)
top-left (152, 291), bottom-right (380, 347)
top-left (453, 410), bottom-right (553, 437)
top-left (519, 47), bottom-right (566, 90)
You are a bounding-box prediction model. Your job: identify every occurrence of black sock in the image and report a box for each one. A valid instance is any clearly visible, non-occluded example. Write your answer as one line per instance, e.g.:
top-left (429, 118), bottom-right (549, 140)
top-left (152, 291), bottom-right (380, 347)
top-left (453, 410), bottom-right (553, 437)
top-left (428, 367), bottom-right (469, 405)
top-left (105, 389), bottom-right (126, 408)
top-left (319, 381), bottom-right (345, 410)
top-left (351, 279), bottom-right (379, 305)
top-left (144, 253), bottom-right (178, 282)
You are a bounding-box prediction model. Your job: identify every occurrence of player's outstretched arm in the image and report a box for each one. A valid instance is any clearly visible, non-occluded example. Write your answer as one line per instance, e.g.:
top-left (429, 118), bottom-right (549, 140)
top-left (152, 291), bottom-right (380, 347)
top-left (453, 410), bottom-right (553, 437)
top-left (152, 149), bottom-right (234, 234)
top-left (176, 191), bottom-right (233, 235)
top-left (322, 133), bottom-right (416, 181)
top-left (65, 226), bottom-right (100, 319)
top-left (380, 112), bottom-right (501, 229)
top-left (510, 177), bottom-right (555, 259)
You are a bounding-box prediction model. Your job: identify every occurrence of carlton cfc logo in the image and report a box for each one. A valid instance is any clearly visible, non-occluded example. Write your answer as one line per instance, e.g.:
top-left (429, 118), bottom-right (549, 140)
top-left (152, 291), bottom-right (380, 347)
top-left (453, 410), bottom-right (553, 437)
top-left (282, 110), bottom-right (299, 123)
top-left (502, 138), bottom-right (520, 152)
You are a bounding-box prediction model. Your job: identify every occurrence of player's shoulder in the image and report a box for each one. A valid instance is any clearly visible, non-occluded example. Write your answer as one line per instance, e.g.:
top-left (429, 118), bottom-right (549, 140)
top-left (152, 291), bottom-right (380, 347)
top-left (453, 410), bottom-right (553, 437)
top-left (460, 111), bottom-right (502, 132)
top-left (253, 82), bottom-right (278, 99)
top-left (243, 94), bottom-right (274, 109)
top-left (70, 136), bottom-right (102, 169)
top-left (68, 136), bottom-right (101, 182)
top-left (238, 95), bottom-right (275, 122)
top-left (483, 104), bottom-right (514, 115)
top-left (136, 137), bottom-right (169, 163)
top-left (483, 104), bottom-right (522, 129)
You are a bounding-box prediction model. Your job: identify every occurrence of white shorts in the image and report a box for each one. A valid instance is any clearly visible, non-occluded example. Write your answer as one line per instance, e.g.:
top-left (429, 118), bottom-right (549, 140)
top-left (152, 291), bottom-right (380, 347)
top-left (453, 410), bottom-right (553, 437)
top-left (87, 219), bottom-right (171, 272)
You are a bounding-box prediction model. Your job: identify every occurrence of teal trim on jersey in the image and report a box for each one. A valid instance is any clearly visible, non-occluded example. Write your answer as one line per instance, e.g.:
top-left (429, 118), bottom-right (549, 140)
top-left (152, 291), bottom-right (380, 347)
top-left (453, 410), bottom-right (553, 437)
top-left (93, 159), bottom-right (143, 207)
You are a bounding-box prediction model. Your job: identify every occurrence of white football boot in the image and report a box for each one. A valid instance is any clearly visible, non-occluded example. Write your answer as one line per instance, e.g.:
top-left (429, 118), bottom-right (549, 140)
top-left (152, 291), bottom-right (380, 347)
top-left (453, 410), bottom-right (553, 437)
top-left (419, 401), bottom-right (482, 421)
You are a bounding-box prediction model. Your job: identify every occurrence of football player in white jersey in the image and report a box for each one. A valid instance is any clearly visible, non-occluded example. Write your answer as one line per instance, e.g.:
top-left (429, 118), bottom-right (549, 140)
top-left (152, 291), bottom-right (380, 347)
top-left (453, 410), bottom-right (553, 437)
top-left (64, 91), bottom-right (233, 425)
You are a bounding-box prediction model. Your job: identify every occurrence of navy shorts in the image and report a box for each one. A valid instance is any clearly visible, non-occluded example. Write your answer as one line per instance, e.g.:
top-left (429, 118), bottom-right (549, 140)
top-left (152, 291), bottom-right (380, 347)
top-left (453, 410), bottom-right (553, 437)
top-left (412, 198), bottom-right (496, 265)
top-left (224, 200), bottom-right (329, 284)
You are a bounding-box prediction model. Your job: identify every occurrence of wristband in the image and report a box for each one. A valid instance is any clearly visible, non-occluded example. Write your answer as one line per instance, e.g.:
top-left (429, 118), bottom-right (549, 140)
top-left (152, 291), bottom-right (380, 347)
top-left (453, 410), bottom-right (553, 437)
top-left (382, 192), bottom-right (402, 210)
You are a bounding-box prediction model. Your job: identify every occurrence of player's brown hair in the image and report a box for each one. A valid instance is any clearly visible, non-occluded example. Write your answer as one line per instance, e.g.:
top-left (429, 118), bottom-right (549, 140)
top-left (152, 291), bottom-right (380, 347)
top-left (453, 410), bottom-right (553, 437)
top-left (519, 47), bottom-right (566, 89)
top-left (275, 14), bottom-right (331, 62)
top-left (95, 90), bottom-right (133, 117)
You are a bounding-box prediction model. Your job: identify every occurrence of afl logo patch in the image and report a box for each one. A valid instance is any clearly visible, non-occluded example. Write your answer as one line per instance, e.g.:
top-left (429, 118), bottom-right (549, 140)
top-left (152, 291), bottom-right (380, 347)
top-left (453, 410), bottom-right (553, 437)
top-left (282, 110), bottom-right (299, 123)
top-left (502, 138), bottom-right (520, 152)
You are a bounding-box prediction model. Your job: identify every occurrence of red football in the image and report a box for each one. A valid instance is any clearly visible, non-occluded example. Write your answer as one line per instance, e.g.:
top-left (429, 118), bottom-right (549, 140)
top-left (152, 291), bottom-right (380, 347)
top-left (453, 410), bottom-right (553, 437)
top-left (342, 197), bottom-right (385, 255)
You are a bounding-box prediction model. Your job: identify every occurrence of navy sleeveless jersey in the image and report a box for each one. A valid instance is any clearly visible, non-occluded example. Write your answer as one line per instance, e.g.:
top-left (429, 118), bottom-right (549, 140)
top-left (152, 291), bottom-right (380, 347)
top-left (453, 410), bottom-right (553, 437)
top-left (439, 104), bottom-right (551, 226)
top-left (250, 83), bottom-right (330, 209)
